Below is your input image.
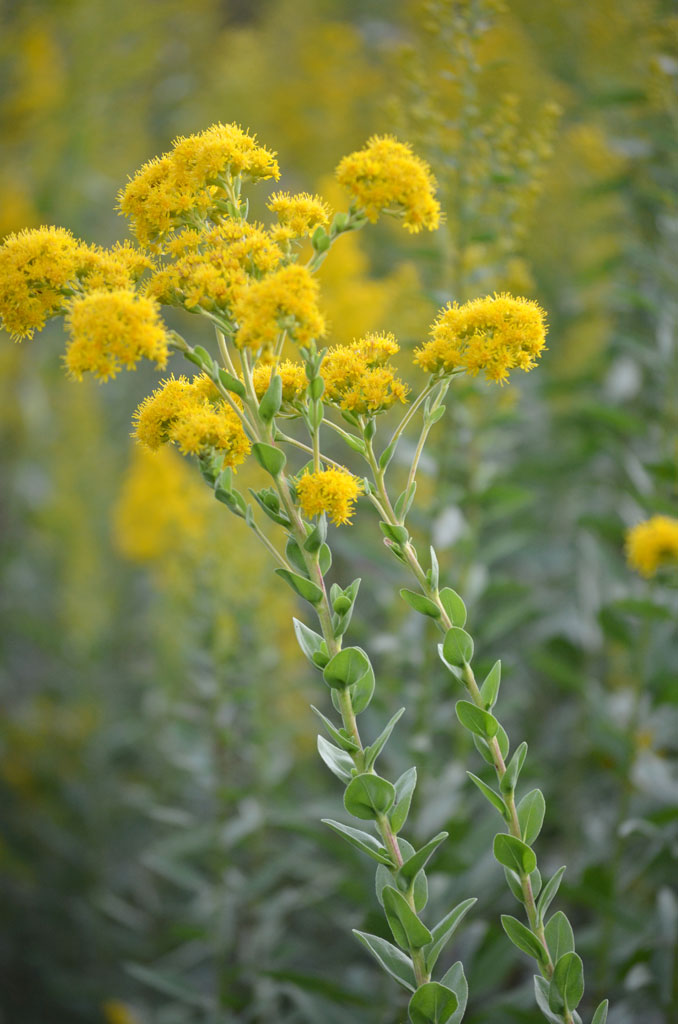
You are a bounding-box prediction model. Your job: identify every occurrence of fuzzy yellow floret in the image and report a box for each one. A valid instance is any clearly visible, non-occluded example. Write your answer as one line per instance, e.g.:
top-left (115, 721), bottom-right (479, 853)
top-left (0, 226), bottom-right (83, 339)
top-left (64, 290), bottom-right (168, 381)
top-left (252, 359), bottom-right (308, 404)
top-left (336, 136), bottom-right (441, 233)
top-left (322, 332), bottom-right (409, 415)
top-left (266, 191), bottom-right (331, 237)
top-left (233, 264), bottom-right (325, 351)
top-left (626, 516), bottom-right (678, 578)
top-left (133, 374), bottom-right (250, 466)
top-left (415, 293), bottom-right (547, 384)
top-left (296, 468), bottom-right (363, 526)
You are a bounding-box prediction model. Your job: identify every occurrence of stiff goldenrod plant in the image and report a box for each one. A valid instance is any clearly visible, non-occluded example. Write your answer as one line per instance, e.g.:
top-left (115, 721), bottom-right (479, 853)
top-left (1, 123), bottom-right (609, 1024)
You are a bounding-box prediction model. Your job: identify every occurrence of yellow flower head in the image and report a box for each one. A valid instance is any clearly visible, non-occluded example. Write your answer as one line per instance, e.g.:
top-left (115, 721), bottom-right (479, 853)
top-left (322, 333), bottom-right (409, 415)
top-left (296, 468), bottom-right (363, 526)
top-left (118, 124), bottom-right (279, 246)
top-left (0, 226), bottom-right (83, 339)
top-left (233, 264), bottom-right (325, 351)
top-left (626, 516), bottom-right (678, 578)
top-left (266, 191), bottom-right (332, 238)
top-left (415, 293), bottom-right (548, 384)
top-left (336, 135), bottom-right (441, 233)
top-left (252, 359), bottom-right (308, 404)
top-left (133, 374), bottom-right (250, 466)
top-left (79, 241), bottom-right (154, 291)
top-left (64, 290), bottom-right (169, 381)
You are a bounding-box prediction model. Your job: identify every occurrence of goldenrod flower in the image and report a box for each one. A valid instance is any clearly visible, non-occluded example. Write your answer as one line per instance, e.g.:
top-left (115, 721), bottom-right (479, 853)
top-left (79, 241), bottom-right (154, 290)
top-left (64, 290), bottom-right (169, 381)
top-left (133, 374), bottom-right (250, 466)
top-left (336, 135), bottom-right (441, 233)
top-left (253, 359), bottom-right (308, 404)
top-left (321, 333), bottom-right (409, 414)
top-left (233, 264), bottom-right (325, 351)
top-left (296, 468), bottom-right (363, 525)
top-left (119, 124), bottom-right (279, 246)
top-left (415, 293), bottom-right (547, 384)
top-left (267, 191), bottom-right (331, 237)
top-left (0, 226), bottom-right (82, 339)
top-left (626, 516), bottom-right (678, 578)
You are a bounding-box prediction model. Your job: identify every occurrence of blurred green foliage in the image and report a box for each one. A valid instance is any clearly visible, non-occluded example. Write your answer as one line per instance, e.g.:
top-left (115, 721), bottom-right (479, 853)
top-left (1, 1), bottom-right (677, 1023)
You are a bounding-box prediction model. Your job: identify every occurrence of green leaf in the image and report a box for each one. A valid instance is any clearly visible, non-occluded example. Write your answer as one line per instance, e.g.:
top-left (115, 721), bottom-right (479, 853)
top-left (318, 542), bottom-right (332, 576)
top-left (324, 647), bottom-right (371, 689)
top-left (549, 952), bottom-right (584, 1014)
top-left (439, 962), bottom-right (468, 1024)
top-left (591, 999), bottom-right (609, 1024)
top-left (379, 441), bottom-right (396, 471)
top-left (442, 627), bottom-right (474, 666)
top-left (347, 655), bottom-right (375, 713)
top-left (344, 773), bottom-right (395, 820)
top-left (472, 723), bottom-right (509, 765)
top-left (380, 521), bottom-right (409, 544)
top-left (285, 537), bottom-right (309, 575)
top-left (504, 867), bottom-right (541, 904)
top-left (537, 866), bottom-right (566, 925)
top-left (439, 588), bottom-right (467, 627)
top-left (501, 915), bottom-right (549, 966)
top-left (424, 898), bottom-right (477, 972)
top-left (479, 660), bottom-right (501, 708)
top-left (274, 569), bottom-right (322, 605)
top-left (500, 741), bottom-right (527, 794)
top-left (545, 911), bottom-right (575, 961)
top-left (364, 708), bottom-right (406, 770)
top-left (317, 735), bottom-right (355, 783)
top-left (467, 772), bottom-right (507, 818)
top-left (534, 976), bottom-right (567, 1024)
top-left (310, 705), bottom-right (359, 753)
top-left (390, 767), bottom-right (417, 833)
top-left (408, 983), bottom-right (458, 1024)
top-left (375, 839), bottom-right (428, 912)
top-left (293, 619), bottom-right (327, 666)
top-left (493, 833), bottom-right (537, 875)
top-left (217, 368), bottom-right (246, 398)
top-left (259, 372), bottom-right (282, 422)
top-left (252, 441), bottom-right (286, 476)
top-left (322, 819), bottom-right (393, 865)
top-left (382, 885), bottom-right (433, 950)
top-left (398, 832), bottom-right (448, 883)
top-left (518, 789), bottom-right (546, 845)
top-left (456, 700), bottom-right (498, 739)
top-left (394, 482), bottom-right (417, 521)
top-left (353, 931), bottom-right (416, 992)
top-left (400, 588), bottom-right (441, 619)
top-left (303, 514), bottom-right (327, 552)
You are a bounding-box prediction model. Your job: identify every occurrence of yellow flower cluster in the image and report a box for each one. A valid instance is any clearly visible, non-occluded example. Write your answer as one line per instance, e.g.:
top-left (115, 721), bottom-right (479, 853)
top-left (626, 516), bottom-right (678, 578)
top-left (296, 468), bottom-right (363, 526)
top-left (252, 359), bottom-right (308, 404)
top-left (336, 135), bottom-right (441, 233)
top-left (65, 290), bottom-right (168, 380)
top-left (415, 293), bottom-right (547, 384)
top-left (322, 332), bottom-right (409, 414)
top-left (133, 374), bottom-right (250, 464)
top-left (0, 226), bottom-right (153, 341)
top-left (119, 123), bottom-right (280, 246)
top-left (267, 191), bottom-right (331, 238)
top-left (147, 221), bottom-right (283, 313)
top-left (233, 264), bottom-right (325, 350)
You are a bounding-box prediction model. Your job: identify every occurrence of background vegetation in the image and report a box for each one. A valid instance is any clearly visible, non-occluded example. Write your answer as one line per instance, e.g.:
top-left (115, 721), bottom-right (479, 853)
top-left (1, 1), bottom-right (677, 1022)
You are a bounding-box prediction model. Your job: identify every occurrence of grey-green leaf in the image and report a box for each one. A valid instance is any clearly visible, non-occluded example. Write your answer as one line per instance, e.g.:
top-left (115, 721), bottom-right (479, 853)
top-left (424, 898), bottom-right (477, 973)
top-left (324, 647), bottom-right (371, 689)
top-left (456, 700), bottom-right (498, 739)
top-left (322, 819), bottom-right (393, 865)
top-left (274, 569), bottom-right (322, 604)
top-left (252, 441), bottom-right (286, 476)
top-left (401, 588), bottom-right (441, 619)
top-left (479, 660), bottom-right (501, 708)
top-left (399, 832), bottom-right (448, 883)
top-left (317, 735), bottom-right (355, 783)
top-left (537, 866), bottom-right (566, 925)
top-left (501, 915), bottom-right (549, 966)
top-left (591, 999), bottom-right (609, 1024)
top-left (293, 619), bottom-right (325, 664)
top-left (353, 930), bottom-right (417, 991)
top-left (390, 767), bottom-right (418, 834)
top-left (439, 588), bottom-right (467, 627)
top-left (549, 952), bottom-right (584, 1014)
top-left (310, 705), bottom-right (359, 753)
top-left (545, 911), bottom-right (575, 961)
top-left (442, 627), bottom-right (474, 666)
top-left (500, 741), bottom-right (527, 794)
top-left (408, 982), bottom-right (458, 1024)
top-left (494, 833), bottom-right (537, 874)
top-left (534, 976), bottom-right (567, 1024)
top-left (439, 962), bottom-right (468, 1024)
top-left (258, 372), bottom-right (282, 422)
top-left (467, 772), bottom-right (507, 818)
top-left (518, 789), bottom-right (546, 845)
top-left (364, 708), bottom-right (406, 770)
top-left (344, 773), bottom-right (395, 820)
top-left (382, 885), bottom-right (433, 950)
